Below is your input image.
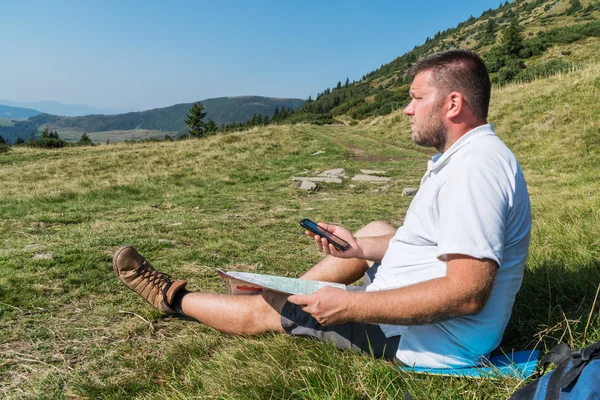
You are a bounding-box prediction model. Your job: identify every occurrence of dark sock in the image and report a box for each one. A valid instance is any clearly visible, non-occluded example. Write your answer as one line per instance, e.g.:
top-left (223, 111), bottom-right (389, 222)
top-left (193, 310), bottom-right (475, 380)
top-left (171, 288), bottom-right (190, 315)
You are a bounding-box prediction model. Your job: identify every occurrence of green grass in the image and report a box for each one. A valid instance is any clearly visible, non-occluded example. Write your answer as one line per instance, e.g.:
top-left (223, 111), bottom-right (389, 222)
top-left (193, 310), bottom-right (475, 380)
top-left (1, 65), bottom-right (600, 399)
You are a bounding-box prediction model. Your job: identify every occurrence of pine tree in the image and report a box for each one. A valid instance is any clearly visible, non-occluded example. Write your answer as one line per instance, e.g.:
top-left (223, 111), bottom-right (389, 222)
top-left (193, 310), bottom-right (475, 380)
top-left (567, 0), bottom-right (582, 15)
top-left (485, 18), bottom-right (496, 35)
top-left (78, 133), bottom-right (93, 145)
top-left (344, 77), bottom-right (350, 87)
top-left (0, 135), bottom-right (5, 145)
top-left (336, 81), bottom-right (342, 90)
top-left (206, 119), bottom-right (218, 135)
top-left (272, 106), bottom-right (280, 121)
top-left (185, 102), bottom-right (208, 138)
top-left (15, 137), bottom-right (25, 145)
top-left (501, 20), bottom-right (524, 57)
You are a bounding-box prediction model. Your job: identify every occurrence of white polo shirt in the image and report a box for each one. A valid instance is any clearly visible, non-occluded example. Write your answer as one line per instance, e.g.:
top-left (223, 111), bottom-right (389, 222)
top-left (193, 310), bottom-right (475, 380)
top-left (366, 124), bottom-right (531, 368)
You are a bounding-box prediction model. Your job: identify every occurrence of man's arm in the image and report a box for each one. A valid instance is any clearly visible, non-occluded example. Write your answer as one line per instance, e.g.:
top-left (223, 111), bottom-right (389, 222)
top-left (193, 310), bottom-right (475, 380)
top-left (288, 254), bottom-right (497, 326)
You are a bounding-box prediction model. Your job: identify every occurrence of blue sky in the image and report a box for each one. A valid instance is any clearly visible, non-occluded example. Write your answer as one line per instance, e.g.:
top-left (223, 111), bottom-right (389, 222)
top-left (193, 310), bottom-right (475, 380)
top-left (1, 0), bottom-right (506, 111)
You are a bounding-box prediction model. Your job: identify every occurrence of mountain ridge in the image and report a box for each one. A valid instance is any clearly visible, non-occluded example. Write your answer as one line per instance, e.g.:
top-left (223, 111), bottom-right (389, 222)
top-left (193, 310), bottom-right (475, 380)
top-left (0, 104), bottom-right (41, 120)
top-left (0, 100), bottom-right (136, 117)
top-left (0, 96), bottom-right (304, 143)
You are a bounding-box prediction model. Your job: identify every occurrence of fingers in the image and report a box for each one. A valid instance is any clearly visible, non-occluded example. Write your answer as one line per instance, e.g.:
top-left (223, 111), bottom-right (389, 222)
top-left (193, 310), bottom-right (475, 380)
top-left (288, 294), bottom-right (309, 306)
top-left (317, 222), bottom-right (335, 233)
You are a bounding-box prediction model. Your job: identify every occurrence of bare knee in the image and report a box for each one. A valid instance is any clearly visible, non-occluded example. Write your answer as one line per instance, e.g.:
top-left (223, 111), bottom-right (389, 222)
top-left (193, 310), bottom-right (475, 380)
top-left (354, 220), bottom-right (395, 237)
top-left (236, 293), bottom-right (286, 335)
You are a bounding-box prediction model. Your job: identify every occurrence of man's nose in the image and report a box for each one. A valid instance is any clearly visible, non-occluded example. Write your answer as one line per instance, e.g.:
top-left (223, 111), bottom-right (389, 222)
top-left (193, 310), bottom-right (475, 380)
top-left (404, 101), bottom-right (414, 116)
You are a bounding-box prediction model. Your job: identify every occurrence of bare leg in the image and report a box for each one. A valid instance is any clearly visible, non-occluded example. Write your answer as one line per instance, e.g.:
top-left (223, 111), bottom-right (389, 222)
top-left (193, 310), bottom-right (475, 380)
top-left (181, 290), bottom-right (289, 335)
top-left (300, 221), bottom-right (396, 284)
top-left (179, 221), bottom-right (395, 335)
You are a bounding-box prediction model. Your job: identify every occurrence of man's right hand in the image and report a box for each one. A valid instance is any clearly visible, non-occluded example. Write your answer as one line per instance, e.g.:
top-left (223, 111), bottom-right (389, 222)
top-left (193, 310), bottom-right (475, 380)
top-left (306, 223), bottom-right (366, 259)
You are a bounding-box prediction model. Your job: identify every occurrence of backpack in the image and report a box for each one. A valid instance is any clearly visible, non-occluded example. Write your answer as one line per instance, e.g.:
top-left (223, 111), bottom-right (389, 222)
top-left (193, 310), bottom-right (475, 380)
top-left (510, 341), bottom-right (600, 400)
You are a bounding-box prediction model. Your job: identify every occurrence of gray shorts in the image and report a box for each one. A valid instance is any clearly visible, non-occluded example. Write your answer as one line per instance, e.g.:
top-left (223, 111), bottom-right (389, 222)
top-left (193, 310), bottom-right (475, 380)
top-left (280, 264), bottom-right (400, 361)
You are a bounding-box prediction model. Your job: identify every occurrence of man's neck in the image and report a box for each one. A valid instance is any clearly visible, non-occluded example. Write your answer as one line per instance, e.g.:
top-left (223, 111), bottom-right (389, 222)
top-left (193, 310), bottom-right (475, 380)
top-left (441, 120), bottom-right (488, 153)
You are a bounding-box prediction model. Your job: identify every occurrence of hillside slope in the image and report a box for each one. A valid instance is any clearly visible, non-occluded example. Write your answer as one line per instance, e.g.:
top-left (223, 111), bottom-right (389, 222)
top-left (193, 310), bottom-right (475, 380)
top-left (288, 0), bottom-right (600, 123)
top-left (0, 96), bottom-right (304, 143)
top-left (0, 64), bottom-right (598, 398)
top-left (0, 104), bottom-right (40, 120)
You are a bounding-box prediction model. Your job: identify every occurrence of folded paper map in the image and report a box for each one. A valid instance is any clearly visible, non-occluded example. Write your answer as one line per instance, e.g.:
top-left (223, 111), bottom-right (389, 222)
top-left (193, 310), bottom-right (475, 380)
top-left (217, 270), bottom-right (347, 295)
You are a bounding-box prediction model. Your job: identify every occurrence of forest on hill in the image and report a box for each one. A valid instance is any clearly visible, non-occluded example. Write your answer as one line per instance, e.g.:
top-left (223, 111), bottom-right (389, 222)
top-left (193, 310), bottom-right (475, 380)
top-left (285, 0), bottom-right (600, 124)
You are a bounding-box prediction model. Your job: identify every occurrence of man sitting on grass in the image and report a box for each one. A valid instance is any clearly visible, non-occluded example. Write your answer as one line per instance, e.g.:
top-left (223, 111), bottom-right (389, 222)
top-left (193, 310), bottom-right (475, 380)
top-left (113, 49), bottom-right (531, 368)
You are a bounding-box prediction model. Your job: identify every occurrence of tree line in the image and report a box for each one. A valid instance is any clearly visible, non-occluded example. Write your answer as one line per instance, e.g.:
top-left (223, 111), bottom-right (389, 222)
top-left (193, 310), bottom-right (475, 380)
top-left (183, 102), bottom-right (296, 138)
top-left (0, 128), bottom-right (94, 152)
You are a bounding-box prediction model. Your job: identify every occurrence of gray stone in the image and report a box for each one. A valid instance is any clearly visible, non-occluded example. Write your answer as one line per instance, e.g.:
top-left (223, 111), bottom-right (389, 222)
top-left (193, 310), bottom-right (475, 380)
top-left (402, 187), bottom-right (418, 196)
top-left (348, 184), bottom-right (357, 188)
top-left (299, 180), bottom-right (317, 191)
top-left (317, 168), bottom-right (346, 178)
top-left (24, 244), bottom-right (41, 250)
top-left (158, 239), bottom-right (176, 245)
top-left (351, 175), bottom-right (390, 182)
top-left (32, 252), bottom-right (53, 260)
top-left (359, 169), bottom-right (387, 175)
top-left (311, 150), bottom-right (325, 156)
top-left (291, 177), bottom-right (342, 184)
top-left (171, 222), bottom-right (183, 227)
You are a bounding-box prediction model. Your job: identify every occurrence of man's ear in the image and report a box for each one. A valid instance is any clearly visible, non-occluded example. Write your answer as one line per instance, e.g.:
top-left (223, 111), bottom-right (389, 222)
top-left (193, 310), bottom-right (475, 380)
top-left (445, 92), bottom-right (464, 119)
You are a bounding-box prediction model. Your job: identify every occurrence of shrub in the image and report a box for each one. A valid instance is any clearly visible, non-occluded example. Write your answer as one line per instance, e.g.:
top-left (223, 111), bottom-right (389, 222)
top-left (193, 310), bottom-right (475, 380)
top-left (29, 138), bottom-right (67, 148)
top-left (498, 59), bottom-right (526, 85)
top-left (516, 60), bottom-right (573, 83)
top-left (0, 144), bottom-right (11, 154)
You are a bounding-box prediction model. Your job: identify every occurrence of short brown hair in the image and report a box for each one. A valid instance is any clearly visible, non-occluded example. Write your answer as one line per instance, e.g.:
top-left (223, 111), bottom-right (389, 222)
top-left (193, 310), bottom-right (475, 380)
top-left (409, 50), bottom-right (491, 119)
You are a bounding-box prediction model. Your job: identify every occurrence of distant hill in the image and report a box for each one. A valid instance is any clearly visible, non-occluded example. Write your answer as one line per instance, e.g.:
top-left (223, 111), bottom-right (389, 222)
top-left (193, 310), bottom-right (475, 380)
top-left (0, 96), bottom-right (304, 143)
top-left (0, 104), bottom-right (41, 119)
top-left (287, 0), bottom-right (600, 123)
top-left (0, 100), bottom-right (136, 117)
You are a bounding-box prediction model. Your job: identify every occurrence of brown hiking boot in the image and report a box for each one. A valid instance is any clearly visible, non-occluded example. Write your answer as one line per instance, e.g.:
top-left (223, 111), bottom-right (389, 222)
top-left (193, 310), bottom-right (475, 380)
top-left (113, 246), bottom-right (187, 314)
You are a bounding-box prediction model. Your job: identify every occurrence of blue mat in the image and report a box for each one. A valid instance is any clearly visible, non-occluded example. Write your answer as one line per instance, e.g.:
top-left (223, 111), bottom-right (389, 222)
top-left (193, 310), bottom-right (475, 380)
top-left (399, 350), bottom-right (539, 379)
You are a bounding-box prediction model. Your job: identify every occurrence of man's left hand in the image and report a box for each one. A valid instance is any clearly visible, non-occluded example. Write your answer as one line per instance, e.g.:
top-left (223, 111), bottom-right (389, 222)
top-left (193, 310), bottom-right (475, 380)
top-left (287, 287), bottom-right (353, 326)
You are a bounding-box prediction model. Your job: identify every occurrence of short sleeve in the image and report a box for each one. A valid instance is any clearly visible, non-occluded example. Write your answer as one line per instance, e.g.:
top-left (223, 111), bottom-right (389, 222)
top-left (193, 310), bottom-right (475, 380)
top-left (436, 159), bottom-right (508, 266)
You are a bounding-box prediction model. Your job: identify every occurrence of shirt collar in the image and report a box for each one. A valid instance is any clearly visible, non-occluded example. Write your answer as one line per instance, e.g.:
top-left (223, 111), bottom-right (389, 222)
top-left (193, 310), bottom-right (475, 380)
top-left (426, 124), bottom-right (496, 175)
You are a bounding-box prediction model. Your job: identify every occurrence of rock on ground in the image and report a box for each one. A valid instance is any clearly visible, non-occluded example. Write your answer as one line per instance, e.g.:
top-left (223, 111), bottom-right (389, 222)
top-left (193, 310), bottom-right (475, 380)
top-left (291, 177), bottom-right (342, 184)
top-left (351, 175), bottom-right (390, 182)
top-left (359, 169), bottom-right (387, 175)
top-left (402, 187), bottom-right (418, 196)
top-left (317, 168), bottom-right (346, 178)
top-left (299, 180), bottom-right (317, 190)
top-left (32, 252), bottom-right (53, 260)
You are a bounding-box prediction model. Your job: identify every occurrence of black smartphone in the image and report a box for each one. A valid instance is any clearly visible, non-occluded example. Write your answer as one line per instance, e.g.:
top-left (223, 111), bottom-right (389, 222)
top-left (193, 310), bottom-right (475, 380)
top-left (300, 218), bottom-right (350, 251)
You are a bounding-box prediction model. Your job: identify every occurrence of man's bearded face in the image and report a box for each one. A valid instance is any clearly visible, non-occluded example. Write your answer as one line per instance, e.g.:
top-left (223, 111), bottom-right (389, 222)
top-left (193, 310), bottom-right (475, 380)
top-left (404, 71), bottom-right (448, 152)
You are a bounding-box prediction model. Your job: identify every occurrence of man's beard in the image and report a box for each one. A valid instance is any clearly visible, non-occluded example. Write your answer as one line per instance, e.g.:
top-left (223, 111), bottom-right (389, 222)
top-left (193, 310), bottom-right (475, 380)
top-left (412, 100), bottom-right (447, 152)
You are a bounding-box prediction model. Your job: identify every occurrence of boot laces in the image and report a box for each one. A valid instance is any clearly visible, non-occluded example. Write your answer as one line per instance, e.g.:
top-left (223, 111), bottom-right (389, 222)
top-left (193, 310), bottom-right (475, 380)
top-left (134, 260), bottom-right (172, 292)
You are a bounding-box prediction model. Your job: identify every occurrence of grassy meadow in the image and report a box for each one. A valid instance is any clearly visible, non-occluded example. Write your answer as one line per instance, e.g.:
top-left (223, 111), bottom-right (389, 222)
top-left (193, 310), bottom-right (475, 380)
top-left (1, 65), bottom-right (599, 399)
